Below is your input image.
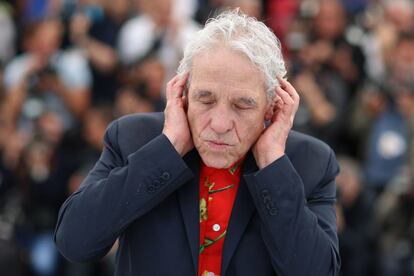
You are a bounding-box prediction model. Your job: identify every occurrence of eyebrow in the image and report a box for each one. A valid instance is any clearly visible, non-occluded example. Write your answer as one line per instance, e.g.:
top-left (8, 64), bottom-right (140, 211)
top-left (235, 97), bottom-right (257, 107)
top-left (194, 90), bottom-right (213, 99)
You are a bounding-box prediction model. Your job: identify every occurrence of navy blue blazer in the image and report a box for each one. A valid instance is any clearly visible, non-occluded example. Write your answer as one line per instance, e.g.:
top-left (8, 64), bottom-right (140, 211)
top-left (55, 112), bottom-right (340, 275)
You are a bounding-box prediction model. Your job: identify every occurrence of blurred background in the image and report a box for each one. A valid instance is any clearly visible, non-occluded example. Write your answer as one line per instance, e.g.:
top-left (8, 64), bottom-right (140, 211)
top-left (0, 0), bottom-right (413, 275)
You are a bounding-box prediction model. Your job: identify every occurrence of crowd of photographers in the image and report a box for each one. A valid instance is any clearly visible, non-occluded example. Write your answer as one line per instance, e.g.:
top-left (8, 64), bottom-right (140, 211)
top-left (0, 0), bottom-right (413, 275)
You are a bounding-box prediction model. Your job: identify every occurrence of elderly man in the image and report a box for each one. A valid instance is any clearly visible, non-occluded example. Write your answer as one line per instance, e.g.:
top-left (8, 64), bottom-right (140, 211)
top-left (55, 10), bottom-right (340, 276)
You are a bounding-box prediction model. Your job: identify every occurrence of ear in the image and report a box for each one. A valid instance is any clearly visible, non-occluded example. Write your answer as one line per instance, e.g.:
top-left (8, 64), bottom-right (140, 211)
top-left (264, 102), bottom-right (274, 121)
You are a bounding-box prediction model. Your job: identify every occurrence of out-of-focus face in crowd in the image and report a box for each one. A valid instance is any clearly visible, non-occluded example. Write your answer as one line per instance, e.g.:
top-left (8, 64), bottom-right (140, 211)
top-left (226, 0), bottom-right (262, 19)
top-left (314, 0), bottom-right (346, 40)
top-left (115, 87), bottom-right (154, 116)
top-left (83, 106), bottom-right (113, 150)
top-left (336, 158), bottom-right (361, 208)
top-left (137, 57), bottom-right (165, 100)
top-left (137, 0), bottom-right (172, 27)
top-left (24, 19), bottom-right (62, 58)
top-left (391, 36), bottom-right (414, 82)
top-left (384, 0), bottom-right (414, 34)
top-left (104, 0), bottom-right (129, 20)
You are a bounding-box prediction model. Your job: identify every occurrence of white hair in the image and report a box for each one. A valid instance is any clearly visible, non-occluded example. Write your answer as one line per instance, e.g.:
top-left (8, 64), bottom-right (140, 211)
top-left (177, 9), bottom-right (286, 101)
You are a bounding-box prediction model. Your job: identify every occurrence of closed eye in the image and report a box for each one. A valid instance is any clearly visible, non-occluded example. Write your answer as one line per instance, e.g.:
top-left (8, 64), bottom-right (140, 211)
top-left (234, 104), bottom-right (252, 110)
top-left (234, 97), bottom-right (257, 110)
top-left (201, 100), bottom-right (215, 105)
top-left (194, 90), bottom-right (215, 105)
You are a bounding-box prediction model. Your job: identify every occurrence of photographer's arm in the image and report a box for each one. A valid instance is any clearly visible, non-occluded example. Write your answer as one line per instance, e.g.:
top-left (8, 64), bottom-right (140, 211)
top-left (2, 55), bottom-right (51, 128)
top-left (2, 57), bottom-right (44, 129)
top-left (69, 12), bottom-right (118, 73)
top-left (3, 80), bottom-right (27, 129)
top-left (52, 82), bottom-right (90, 118)
top-left (78, 37), bottom-right (118, 73)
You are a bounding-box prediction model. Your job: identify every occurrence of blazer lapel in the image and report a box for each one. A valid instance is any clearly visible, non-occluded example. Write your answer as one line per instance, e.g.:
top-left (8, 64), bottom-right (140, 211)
top-left (178, 149), bottom-right (200, 274)
top-left (221, 152), bottom-right (257, 275)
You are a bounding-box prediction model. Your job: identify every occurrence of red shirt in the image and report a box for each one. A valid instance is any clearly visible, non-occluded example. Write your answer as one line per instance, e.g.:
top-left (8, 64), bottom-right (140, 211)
top-left (198, 159), bottom-right (243, 276)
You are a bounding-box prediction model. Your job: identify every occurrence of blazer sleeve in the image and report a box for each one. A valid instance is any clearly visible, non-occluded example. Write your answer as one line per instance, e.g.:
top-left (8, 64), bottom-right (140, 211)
top-left (54, 119), bottom-right (194, 263)
top-left (244, 149), bottom-right (340, 276)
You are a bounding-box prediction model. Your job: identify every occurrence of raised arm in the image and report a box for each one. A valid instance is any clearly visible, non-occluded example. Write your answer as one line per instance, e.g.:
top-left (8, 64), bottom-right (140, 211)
top-left (250, 78), bottom-right (340, 275)
top-left (54, 118), bottom-right (193, 263)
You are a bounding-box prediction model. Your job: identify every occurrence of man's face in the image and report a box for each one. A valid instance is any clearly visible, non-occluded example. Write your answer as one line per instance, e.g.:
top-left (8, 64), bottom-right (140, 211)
top-left (187, 47), bottom-right (271, 168)
top-left (32, 20), bottom-right (62, 57)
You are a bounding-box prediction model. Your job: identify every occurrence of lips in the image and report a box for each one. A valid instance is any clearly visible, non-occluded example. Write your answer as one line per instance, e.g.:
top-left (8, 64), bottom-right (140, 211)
top-left (206, 140), bottom-right (232, 150)
top-left (209, 140), bottom-right (229, 146)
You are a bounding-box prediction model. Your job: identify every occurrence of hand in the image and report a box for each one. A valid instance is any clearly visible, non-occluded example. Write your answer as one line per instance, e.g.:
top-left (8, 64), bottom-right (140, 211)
top-left (24, 55), bottom-right (48, 79)
top-left (38, 73), bottom-right (62, 93)
top-left (162, 73), bottom-right (194, 156)
top-left (253, 78), bottom-right (300, 169)
top-left (293, 72), bottom-right (335, 126)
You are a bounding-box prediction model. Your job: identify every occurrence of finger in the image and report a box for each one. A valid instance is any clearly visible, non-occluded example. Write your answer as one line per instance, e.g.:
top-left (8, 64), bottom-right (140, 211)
top-left (274, 95), bottom-right (282, 104)
top-left (166, 76), bottom-right (180, 100)
top-left (173, 75), bottom-right (189, 96)
top-left (272, 95), bottom-right (283, 111)
top-left (168, 73), bottom-right (189, 100)
top-left (278, 77), bottom-right (300, 101)
top-left (276, 87), bottom-right (297, 122)
top-left (276, 86), bottom-right (294, 106)
top-left (274, 99), bottom-right (283, 110)
top-left (272, 100), bottom-right (283, 117)
top-left (277, 85), bottom-right (299, 111)
top-left (275, 88), bottom-right (297, 127)
top-left (166, 73), bottom-right (188, 100)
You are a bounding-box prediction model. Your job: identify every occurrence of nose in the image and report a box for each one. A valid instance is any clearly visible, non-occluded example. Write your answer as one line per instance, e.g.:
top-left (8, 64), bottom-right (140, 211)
top-left (209, 105), bottom-right (234, 134)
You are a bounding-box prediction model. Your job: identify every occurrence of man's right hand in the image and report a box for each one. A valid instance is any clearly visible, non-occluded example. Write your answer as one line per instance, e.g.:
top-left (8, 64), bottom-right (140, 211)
top-left (162, 73), bottom-right (194, 156)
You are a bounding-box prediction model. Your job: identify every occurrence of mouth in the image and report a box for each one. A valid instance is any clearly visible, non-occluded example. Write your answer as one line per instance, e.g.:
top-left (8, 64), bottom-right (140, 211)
top-left (206, 140), bottom-right (232, 150)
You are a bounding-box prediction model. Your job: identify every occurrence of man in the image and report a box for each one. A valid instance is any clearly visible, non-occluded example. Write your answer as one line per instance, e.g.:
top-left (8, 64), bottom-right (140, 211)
top-left (3, 18), bottom-right (91, 131)
top-left (55, 10), bottom-right (340, 276)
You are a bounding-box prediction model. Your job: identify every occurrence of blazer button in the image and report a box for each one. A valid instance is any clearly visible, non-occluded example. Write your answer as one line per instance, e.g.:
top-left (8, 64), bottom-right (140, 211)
top-left (261, 189), bottom-right (270, 197)
top-left (153, 179), bottom-right (161, 188)
top-left (265, 202), bottom-right (274, 211)
top-left (161, 172), bottom-right (170, 181)
top-left (147, 185), bottom-right (156, 193)
top-left (269, 208), bottom-right (278, 216)
top-left (262, 195), bottom-right (272, 204)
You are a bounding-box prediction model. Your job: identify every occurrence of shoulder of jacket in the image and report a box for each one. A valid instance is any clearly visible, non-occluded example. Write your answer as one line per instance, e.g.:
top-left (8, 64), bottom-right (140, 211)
top-left (287, 130), bottom-right (333, 158)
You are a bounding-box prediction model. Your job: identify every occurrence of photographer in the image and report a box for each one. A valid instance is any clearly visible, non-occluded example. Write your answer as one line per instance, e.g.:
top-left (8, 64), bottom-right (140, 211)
top-left (2, 18), bottom-right (91, 134)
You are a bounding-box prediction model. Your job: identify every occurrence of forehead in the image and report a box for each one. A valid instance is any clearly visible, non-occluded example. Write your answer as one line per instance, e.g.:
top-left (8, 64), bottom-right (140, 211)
top-left (189, 47), bottom-right (266, 98)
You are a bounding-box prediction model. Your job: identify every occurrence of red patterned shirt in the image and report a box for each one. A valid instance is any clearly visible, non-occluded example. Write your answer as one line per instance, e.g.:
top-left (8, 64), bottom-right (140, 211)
top-left (198, 159), bottom-right (243, 276)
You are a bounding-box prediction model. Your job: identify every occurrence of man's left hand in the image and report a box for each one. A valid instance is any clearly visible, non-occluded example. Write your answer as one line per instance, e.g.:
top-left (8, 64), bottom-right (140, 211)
top-left (253, 78), bottom-right (300, 169)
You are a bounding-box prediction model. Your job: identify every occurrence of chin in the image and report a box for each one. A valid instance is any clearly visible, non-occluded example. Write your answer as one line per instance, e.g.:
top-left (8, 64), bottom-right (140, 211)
top-left (200, 153), bottom-right (237, 169)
